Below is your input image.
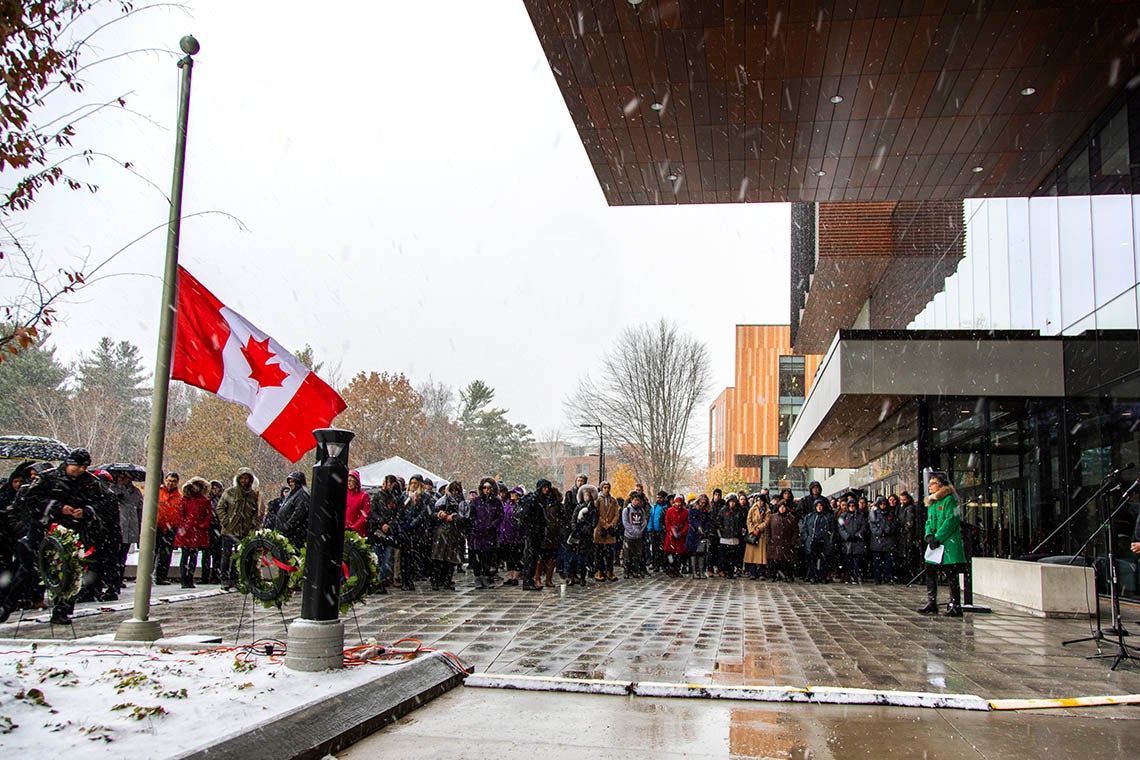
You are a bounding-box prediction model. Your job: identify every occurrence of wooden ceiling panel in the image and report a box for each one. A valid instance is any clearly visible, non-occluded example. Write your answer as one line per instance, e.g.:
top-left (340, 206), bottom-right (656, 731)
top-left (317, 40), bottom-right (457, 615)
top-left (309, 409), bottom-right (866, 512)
top-left (525, 0), bottom-right (1140, 204)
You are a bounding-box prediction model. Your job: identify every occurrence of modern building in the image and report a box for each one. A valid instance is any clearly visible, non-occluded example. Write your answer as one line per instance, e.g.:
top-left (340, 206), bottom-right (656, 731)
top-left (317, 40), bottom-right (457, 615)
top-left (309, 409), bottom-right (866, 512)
top-left (524, 2), bottom-right (1140, 597)
top-left (534, 440), bottom-right (601, 492)
top-left (709, 325), bottom-right (822, 491)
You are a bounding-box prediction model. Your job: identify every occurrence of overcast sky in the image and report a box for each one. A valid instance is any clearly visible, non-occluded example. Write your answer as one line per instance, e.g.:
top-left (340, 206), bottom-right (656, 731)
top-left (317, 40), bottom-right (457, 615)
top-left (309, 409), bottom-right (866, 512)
top-left (9, 1), bottom-right (790, 450)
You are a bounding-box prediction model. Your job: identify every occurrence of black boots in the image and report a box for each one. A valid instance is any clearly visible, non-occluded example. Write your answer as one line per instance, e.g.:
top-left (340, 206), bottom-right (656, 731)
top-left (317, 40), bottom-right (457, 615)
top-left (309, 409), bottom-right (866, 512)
top-left (918, 597), bottom-right (940, 614)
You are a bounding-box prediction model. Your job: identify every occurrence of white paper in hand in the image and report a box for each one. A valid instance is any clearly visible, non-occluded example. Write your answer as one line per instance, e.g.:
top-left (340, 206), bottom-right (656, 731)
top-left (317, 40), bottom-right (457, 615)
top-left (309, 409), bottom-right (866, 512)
top-left (924, 544), bottom-right (944, 564)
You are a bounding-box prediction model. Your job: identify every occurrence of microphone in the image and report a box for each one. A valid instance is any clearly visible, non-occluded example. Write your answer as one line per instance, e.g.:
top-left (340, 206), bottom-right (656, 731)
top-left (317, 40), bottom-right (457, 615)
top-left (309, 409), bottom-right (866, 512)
top-left (1104, 463), bottom-right (1135, 480)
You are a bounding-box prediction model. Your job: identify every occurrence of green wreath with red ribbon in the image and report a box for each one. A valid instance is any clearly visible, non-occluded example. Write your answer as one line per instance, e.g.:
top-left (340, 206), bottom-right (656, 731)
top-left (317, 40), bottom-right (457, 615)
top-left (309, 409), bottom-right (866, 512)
top-left (37, 524), bottom-right (93, 603)
top-left (292, 531), bottom-right (381, 613)
top-left (235, 529), bottom-right (300, 609)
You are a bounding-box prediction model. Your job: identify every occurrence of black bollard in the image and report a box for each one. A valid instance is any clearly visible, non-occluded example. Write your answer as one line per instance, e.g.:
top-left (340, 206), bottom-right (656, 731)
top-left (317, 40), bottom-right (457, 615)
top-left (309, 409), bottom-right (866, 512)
top-left (285, 428), bottom-right (355, 671)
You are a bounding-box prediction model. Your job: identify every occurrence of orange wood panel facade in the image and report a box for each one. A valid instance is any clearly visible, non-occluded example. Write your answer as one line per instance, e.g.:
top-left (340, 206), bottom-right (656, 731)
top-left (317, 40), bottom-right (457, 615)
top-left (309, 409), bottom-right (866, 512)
top-left (709, 325), bottom-right (822, 484)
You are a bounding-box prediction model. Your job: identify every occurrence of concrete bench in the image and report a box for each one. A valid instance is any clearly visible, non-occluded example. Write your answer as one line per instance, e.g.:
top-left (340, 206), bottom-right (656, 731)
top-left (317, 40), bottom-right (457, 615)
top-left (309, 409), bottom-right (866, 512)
top-left (971, 557), bottom-right (1095, 618)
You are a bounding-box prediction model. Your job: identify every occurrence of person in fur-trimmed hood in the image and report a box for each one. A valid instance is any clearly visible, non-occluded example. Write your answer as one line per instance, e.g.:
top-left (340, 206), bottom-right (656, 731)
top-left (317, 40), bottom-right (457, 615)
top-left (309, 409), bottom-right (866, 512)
top-left (176, 477), bottom-right (214, 588)
top-left (918, 471), bottom-right (966, 617)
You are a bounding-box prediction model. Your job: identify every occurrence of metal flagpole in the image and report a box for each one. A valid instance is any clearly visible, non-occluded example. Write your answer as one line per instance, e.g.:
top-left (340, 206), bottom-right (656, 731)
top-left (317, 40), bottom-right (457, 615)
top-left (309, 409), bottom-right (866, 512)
top-left (116, 35), bottom-right (199, 641)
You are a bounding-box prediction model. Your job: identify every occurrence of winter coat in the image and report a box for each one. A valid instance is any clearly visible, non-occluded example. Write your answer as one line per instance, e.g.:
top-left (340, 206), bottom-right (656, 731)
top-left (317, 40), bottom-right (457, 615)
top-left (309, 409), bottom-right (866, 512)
top-left (113, 481), bottom-right (142, 544)
top-left (868, 505), bottom-right (898, 552)
top-left (663, 504), bottom-right (688, 553)
top-left (34, 469), bottom-right (103, 550)
top-left (522, 480), bottom-right (553, 540)
top-left (594, 494), bottom-right (621, 545)
top-left (622, 503), bottom-right (648, 540)
top-left (541, 498), bottom-right (563, 551)
top-left (685, 507), bottom-right (709, 553)
top-left (801, 509), bottom-right (836, 552)
top-left (717, 504), bottom-right (747, 543)
top-left (569, 500), bottom-right (598, 548)
top-left (837, 509), bottom-right (869, 556)
top-left (499, 498), bottom-right (525, 545)
top-left (797, 482), bottom-right (824, 520)
top-left (345, 470), bottom-right (370, 537)
top-left (767, 509), bottom-right (799, 562)
top-left (924, 485), bottom-right (966, 565)
top-left (648, 501), bottom-right (667, 532)
top-left (898, 499), bottom-right (918, 546)
top-left (744, 504), bottom-right (769, 565)
top-left (430, 494), bottom-right (467, 564)
top-left (216, 468), bottom-right (260, 539)
top-left (175, 478), bottom-right (213, 549)
top-left (366, 487), bottom-right (400, 547)
top-left (157, 484), bottom-right (181, 531)
top-left (398, 490), bottom-right (432, 547)
top-left (276, 471), bottom-right (311, 547)
top-left (469, 493), bottom-right (504, 552)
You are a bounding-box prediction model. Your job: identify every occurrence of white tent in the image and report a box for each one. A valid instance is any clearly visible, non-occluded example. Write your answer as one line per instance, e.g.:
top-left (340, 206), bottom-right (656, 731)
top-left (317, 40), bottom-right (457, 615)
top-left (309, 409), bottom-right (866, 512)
top-left (355, 455), bottom-right (450, 489)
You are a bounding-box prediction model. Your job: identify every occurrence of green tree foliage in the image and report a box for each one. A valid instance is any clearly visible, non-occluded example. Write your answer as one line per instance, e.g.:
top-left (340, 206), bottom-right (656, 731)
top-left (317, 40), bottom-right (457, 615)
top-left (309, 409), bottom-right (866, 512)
top-left (73, 336), bottom-right (149, 458)
top-left (0, 328), bottom-right (67, 431)
top-left (458, 379), bottom-right (540, 488)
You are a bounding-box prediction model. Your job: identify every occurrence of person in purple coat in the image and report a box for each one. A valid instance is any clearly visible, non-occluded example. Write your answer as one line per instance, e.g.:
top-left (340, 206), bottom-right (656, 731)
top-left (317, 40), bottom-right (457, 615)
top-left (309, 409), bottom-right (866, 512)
top-left (469, 477), bottom-right (503, 589)
top-left (499, 487), bottom-right (525, 586)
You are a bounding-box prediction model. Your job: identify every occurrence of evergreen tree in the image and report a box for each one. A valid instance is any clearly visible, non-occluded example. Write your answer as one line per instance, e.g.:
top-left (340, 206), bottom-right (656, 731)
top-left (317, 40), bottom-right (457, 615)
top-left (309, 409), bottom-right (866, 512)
top-left (458, 379), bottom-right (540, 487)
top-left (0, 329), bottom-right (67, 432)
top-left (73, 337), bottom-right (150, 460)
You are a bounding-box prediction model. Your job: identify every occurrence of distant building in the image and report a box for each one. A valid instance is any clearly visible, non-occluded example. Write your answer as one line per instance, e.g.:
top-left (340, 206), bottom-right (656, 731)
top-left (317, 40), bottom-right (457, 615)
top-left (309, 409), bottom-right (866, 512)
top-left (534, 440), bottom-right (600, 492)
top-left (709, 325), bottom-right (822, 492)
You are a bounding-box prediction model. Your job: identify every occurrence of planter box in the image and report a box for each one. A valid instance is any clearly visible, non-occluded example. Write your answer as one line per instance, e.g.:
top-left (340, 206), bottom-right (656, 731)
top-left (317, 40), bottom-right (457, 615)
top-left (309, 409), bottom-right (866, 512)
top-left (971, 557), bottom-right (1095, 618)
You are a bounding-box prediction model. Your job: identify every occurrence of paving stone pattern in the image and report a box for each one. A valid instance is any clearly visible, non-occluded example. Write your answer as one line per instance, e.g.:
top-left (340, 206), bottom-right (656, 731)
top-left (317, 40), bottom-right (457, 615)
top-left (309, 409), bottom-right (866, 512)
top-left (8, 574), bottom-right (1140, 708)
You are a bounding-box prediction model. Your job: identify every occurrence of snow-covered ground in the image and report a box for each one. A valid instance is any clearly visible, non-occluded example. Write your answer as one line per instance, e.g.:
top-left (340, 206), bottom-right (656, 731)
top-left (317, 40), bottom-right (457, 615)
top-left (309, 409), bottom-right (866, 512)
top-left (0, 642), bottom-right (411, 757)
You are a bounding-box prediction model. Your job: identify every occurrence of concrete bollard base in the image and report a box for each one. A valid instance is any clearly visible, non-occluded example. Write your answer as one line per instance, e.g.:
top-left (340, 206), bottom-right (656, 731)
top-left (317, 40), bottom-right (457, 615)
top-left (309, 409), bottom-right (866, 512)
top-left (285, 618), bottom-right (345, 672)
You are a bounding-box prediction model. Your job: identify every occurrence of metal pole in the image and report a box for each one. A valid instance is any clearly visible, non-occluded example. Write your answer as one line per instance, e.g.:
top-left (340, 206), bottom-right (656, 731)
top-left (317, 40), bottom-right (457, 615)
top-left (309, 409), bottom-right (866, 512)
top-left (599, 424), bottom-right (605, 483)
top-left (116, 35), bottom-right (199, 642)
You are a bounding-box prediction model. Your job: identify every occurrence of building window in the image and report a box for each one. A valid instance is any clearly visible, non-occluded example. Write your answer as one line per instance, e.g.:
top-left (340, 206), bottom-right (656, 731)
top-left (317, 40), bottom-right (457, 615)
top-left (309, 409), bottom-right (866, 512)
top-left (779, 356), bottom-right (805, 401)
top-left (1097, 107), bottom-right (1129, 178)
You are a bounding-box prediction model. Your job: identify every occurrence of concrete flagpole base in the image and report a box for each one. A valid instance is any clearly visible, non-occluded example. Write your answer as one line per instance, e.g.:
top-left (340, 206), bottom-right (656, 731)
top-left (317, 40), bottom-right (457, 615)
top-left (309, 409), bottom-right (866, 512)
top-left (114, 618), bottom-right (164, 642)
top-left (285, 618), bottom-right (345, 671)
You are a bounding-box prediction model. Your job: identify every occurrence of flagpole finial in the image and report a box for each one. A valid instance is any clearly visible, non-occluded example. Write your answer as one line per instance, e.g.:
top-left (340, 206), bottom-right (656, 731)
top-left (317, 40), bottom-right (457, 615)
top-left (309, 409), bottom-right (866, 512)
top-left (180, 35), bottom-right (200, 56)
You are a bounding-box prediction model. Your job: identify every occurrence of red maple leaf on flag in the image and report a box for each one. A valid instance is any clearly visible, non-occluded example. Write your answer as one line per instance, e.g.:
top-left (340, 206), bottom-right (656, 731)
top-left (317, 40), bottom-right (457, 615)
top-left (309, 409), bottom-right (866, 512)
top-left (240, 336), bottom-right (289, 389)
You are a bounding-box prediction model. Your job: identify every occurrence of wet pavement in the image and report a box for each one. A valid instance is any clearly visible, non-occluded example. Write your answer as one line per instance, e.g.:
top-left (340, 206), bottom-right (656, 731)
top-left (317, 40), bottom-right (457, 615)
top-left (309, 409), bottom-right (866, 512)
top-left (337, 687), bottom-right (1137, 759)
top-left (5, 573), bottom-right (1140, 711)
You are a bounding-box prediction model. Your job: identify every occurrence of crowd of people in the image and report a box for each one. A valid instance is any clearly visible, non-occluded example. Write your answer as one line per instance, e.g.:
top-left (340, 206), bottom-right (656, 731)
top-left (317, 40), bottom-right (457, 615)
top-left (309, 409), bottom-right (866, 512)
top-left (0, 448), bottom-right (969, 625)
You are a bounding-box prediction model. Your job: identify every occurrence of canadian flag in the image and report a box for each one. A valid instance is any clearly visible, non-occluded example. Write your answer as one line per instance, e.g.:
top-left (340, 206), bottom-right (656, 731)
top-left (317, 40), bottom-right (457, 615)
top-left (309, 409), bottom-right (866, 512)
top-left (171, 266), bottom-right (346, 462)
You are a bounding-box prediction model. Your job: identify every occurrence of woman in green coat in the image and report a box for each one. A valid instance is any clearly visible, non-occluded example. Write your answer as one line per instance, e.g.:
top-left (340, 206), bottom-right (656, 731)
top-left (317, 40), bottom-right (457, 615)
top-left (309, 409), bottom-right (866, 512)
top-left (918, 471), bottom-right (966, 617)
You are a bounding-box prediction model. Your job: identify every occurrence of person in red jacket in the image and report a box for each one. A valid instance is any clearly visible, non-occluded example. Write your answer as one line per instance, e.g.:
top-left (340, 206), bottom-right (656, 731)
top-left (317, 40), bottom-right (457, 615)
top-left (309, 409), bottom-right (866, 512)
top-left (663, 496), bottom-right (689, 577)
top-left (176, 477), bottom-right (213, 588)
top-left (345, 470), bottom-right (370, 537)
top-left (154, 472), bottom-right (182, 585)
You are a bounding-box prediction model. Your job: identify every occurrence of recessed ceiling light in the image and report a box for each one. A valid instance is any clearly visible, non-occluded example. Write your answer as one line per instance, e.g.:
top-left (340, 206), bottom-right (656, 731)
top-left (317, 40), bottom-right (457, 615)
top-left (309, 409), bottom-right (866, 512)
top-left (814, 170), bottom-right (826, 177)
top-left (1020, 87), bottom-right (1036, 96)
top-left (971, 166), bottom-right (984, 173)
top-left (650, 102), bottom-right (664, 111)
top-left (829, 95), bottom-right (843, 104)
top-left (666, 173), bottom-right (679, 182)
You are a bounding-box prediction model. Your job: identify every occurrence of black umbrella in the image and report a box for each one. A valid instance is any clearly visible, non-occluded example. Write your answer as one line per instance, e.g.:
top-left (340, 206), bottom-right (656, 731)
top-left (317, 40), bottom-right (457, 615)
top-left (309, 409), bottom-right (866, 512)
top-left (98, 463), bottom-right (147, 482)
top-left (0, 435), bottom-right (70, 461)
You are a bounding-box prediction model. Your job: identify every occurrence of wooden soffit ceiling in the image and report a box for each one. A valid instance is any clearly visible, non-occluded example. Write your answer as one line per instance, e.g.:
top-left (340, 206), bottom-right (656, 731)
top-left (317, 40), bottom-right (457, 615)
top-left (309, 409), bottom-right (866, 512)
top-left (523, 1), bottom-right (1140, 205)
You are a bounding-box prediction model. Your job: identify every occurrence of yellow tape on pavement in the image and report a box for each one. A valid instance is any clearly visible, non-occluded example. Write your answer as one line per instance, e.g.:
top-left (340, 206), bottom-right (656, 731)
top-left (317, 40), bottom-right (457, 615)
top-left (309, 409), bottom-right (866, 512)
top-left (989, 694), bottom-right (1140, 710)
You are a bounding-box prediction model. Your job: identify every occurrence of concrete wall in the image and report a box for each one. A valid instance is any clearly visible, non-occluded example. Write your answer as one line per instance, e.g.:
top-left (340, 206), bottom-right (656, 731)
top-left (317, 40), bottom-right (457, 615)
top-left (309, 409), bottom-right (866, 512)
top-left (972, 557), bottom-right (1095, 618)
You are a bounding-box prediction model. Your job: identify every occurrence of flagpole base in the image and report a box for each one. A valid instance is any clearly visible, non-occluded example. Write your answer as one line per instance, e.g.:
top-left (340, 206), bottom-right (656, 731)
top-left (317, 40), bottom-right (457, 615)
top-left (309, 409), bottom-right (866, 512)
top-left (114, 618), bottom-right (164, 642)
top-left (285, 618), bottom-right (344, 672)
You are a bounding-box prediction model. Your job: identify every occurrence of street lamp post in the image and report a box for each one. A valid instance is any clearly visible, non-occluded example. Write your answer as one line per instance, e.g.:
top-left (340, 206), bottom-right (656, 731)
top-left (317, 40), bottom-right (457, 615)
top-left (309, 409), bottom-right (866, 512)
top-left (285, 427), bottom-right (355, 672)
top-left (116, 35), bottom-right (199, 643)
top-left (579, 423), bottom-right (604, 483)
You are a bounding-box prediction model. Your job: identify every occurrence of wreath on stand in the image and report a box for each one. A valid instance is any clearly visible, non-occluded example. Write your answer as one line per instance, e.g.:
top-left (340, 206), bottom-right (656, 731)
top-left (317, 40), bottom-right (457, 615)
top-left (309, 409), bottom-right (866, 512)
top-left (293, 531), bottom-right (381, 613)
top-left (235, 529), bottom-right (300, 609)
top-left (37, 525), bottom-right (90, 603)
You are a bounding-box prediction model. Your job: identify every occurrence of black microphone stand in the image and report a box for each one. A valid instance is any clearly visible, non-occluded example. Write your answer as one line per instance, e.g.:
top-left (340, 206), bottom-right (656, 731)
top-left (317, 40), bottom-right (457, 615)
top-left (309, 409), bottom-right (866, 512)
top-left (1062, 477), bottom-right (1140, 670)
